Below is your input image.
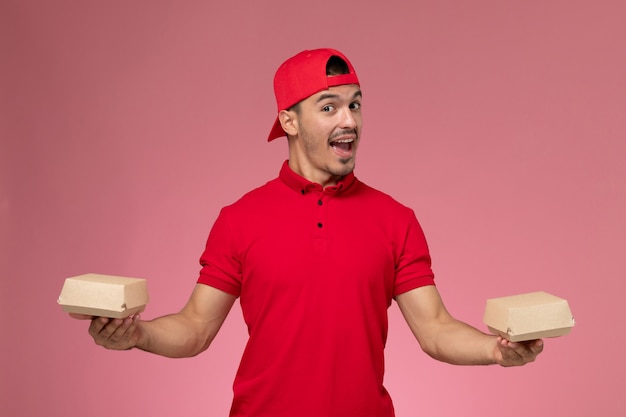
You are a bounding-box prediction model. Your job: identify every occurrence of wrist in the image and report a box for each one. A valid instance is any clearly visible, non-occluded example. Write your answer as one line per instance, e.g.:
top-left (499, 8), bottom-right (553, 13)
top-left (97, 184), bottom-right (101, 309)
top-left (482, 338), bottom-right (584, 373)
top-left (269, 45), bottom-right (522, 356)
top-left (133, 319), bottom-right (151, 352)
top-left (485, 335), bottom-right (501, 365)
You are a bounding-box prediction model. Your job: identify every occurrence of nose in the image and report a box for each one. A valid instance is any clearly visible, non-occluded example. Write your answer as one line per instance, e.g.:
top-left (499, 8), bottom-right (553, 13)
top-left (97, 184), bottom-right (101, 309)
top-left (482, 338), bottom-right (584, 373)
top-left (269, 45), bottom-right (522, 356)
top-left (339, 106), bottom-right (357, 130)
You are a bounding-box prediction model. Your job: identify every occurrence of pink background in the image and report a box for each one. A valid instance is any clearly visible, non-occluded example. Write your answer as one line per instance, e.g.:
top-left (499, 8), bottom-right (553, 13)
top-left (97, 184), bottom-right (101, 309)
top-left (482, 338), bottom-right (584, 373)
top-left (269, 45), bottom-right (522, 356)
top-left (2, 1), bottom-right (625, 416)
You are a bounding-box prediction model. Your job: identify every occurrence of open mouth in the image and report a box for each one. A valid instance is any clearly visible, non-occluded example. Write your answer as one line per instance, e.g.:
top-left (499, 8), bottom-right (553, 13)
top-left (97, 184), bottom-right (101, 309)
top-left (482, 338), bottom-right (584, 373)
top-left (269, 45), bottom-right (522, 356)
top-left (330, 138), bottom-right (354, 156)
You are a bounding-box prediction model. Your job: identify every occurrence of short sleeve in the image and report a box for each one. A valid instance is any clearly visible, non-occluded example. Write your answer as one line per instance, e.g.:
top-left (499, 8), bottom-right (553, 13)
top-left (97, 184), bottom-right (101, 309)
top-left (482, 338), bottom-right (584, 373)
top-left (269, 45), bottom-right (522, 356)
top-left (197, 207), bottom-right (242, 297)
top-left (393, 209), bottom-right (435, 296)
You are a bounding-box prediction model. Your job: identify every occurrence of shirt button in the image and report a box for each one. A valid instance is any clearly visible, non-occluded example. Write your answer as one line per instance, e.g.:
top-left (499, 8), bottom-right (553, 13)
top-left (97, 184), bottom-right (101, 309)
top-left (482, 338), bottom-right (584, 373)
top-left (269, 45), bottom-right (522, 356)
top-left (317, 223), bottom-right (323, 228)
top-left (317, 200), bottom-right (323, 206)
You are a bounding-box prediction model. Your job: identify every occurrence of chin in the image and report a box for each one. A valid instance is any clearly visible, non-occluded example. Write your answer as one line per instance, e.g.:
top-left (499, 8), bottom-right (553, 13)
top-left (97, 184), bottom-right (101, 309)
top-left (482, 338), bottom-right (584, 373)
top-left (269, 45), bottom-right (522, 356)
top-left (334, 160), bottom-right (355, 176)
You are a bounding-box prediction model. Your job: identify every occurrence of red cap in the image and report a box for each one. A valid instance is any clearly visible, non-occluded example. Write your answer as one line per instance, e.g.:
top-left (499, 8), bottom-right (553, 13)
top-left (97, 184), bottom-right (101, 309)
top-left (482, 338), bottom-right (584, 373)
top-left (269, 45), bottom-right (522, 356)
top-left (267, 48), bottom-right (360, 142)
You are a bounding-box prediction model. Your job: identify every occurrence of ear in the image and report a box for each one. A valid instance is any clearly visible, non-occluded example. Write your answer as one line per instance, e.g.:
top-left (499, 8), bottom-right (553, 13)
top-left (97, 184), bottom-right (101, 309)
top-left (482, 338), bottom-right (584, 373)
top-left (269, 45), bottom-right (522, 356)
top-left (278, 109), bottom-right (299, 137)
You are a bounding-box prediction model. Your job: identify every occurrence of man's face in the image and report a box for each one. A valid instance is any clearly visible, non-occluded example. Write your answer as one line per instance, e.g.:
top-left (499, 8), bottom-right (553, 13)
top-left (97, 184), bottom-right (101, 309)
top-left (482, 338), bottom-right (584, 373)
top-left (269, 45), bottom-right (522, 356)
top-left (286, 84), bottom-right (363, 187)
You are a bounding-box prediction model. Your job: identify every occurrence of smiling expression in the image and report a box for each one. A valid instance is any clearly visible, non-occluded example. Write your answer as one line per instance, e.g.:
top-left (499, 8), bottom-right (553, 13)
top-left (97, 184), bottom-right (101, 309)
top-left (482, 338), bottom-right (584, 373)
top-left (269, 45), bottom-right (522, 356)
top-left (280, 84), bottom-right (363, 187)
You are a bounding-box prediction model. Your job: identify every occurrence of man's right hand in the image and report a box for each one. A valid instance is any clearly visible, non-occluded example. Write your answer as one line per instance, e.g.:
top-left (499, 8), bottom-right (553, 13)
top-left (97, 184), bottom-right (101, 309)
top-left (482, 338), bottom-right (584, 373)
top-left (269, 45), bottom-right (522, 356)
top-left (70, 313), bottom-right (143, 350)
top-left (69, 285), bottom-right (236, 358)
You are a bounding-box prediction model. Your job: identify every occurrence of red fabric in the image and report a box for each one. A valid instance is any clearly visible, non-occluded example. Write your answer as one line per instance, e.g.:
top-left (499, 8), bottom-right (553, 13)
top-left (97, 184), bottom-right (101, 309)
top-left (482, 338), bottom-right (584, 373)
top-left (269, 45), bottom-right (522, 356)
top-left (198, 161), bottom-right (434, 417)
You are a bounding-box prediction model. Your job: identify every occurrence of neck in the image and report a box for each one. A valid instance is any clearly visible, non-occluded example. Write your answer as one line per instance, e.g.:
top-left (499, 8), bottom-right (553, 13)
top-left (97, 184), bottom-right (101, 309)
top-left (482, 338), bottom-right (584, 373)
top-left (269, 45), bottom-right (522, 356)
top-left (287, 158), bottom-right (341, 188)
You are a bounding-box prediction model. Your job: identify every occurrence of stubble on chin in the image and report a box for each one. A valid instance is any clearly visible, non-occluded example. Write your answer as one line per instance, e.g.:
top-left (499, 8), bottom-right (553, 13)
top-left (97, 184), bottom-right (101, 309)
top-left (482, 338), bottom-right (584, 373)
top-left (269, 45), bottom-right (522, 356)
top-left (333, 157), bottom-right (355, 177)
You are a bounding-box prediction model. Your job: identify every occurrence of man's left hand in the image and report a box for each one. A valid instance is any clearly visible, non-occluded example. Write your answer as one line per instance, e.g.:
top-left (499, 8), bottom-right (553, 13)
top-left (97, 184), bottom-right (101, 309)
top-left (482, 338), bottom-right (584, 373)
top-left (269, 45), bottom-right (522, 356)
top-left (495, 337), bottom-right (544, 367)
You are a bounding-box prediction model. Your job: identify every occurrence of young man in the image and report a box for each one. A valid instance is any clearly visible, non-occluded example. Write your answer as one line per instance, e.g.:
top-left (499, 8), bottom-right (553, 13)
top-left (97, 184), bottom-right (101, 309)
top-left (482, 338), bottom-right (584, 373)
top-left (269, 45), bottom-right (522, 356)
top-left (73, 48), bottom-right (543, 417)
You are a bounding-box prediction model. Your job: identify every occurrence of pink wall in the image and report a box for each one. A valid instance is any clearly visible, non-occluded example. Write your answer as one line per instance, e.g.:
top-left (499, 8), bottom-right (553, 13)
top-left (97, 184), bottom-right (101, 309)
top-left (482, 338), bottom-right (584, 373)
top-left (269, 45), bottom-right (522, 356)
top-left (2, 1), bottom-right (625, 416)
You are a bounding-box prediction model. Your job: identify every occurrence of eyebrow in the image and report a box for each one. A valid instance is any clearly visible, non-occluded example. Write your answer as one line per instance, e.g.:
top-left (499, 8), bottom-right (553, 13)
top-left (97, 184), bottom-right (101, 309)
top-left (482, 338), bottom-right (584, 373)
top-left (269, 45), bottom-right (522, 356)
top-left (316, 90), bottom-right (362, 103)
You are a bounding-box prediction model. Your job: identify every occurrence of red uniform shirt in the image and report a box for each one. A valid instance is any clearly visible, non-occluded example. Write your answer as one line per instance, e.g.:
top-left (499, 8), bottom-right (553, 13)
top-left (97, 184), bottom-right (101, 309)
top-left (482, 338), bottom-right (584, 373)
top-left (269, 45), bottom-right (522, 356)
top-left (198, 161), bottom-right (435, 417)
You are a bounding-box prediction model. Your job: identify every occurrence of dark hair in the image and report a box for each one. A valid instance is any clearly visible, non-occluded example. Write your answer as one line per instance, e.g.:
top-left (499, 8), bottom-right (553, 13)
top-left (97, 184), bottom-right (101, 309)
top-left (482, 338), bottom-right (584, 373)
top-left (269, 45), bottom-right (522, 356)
top-left (326, 55), bottom-right (350, 76)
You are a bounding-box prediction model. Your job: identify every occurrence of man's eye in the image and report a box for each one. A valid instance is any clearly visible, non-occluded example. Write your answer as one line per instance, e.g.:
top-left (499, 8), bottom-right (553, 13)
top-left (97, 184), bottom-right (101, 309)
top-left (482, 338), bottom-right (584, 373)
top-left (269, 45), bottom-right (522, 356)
top-left (322, 105), bottom-right (334, 112)
top-left (350, 102), bottom-right (361, 110)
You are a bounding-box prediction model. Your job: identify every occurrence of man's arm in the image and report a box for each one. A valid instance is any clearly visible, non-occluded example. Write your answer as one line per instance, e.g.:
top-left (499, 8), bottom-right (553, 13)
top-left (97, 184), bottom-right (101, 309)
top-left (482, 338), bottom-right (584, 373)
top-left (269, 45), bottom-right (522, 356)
top-left (395, 285), bottom-right (543, 367)
top-left (71, 284), bottom-right (237, 358)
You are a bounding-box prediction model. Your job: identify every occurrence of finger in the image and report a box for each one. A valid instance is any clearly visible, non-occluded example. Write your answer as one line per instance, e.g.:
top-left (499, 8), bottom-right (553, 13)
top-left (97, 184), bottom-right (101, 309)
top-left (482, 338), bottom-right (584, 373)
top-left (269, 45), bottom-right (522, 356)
top-left (122, 315), bottom-right (141, 344)
top-left (512, 339), bottom-right (542, 357)
top-left (88, 317), bottom-right (112, 338)
top-left (528, 339), bottom-right (544, 355)
top-left (108, 316), bottom-right (136, 342)
top-left (502, 338), bottom-right (543, 365)
top-left (501, 345), bottom-right (523, 363)
top-left (99, 318), bottom-right (127, 341)
top-left (518, 339), bottom-right (543, 361)
top-left (499, 338), bottom-right (528, 353)
top-left (496, 337), bottom-right (527, 366)
top-left (497, 336), bottom-right (520, 352)
top-left (90, 317), bottom-right (131, 347)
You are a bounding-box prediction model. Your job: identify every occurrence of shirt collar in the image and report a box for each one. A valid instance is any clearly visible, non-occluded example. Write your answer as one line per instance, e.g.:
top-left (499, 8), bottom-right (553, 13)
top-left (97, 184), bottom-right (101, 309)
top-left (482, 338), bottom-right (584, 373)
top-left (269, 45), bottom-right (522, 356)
top-left (279, 160), bottom-right (356, 196)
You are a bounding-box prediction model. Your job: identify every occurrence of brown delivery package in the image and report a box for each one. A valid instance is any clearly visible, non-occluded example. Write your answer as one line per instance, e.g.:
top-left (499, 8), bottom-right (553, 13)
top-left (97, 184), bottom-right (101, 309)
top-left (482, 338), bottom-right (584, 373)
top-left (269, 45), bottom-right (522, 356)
top-left (483, 291), bottom-right (574, 342)
top-left (58, 273), bottom-right (149, 318)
